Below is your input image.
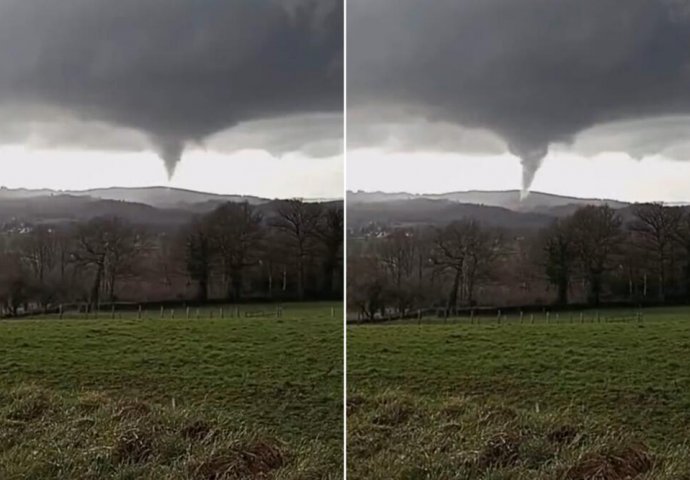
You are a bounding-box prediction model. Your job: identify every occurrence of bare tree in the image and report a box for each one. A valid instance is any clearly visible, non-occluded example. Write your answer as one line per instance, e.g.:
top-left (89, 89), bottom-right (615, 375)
top-left (432, 220), bottom-right (503, 312)
top-left (72, 219), bottom-right (110, 310)
top-left (183, 217), bottom-right (213, 301)
top-left (541, 219), bottom-right (575, 305)
top-left (272, 199), bottom-right (323, 300)
top-left (315, 206), bottom-right (344, 296)
top-left (71, 217), bottom-right (148, 308)
top-left (378, 230), bottom-right (417, 314)
top-left (0, 252), bottom-right (32, 316)
top-left (432, 223), bottom-right (468, 312)
top-left (570, 206), bottom-right (622, 305)
top-left (207, 202), bottom-right (264, 301)
top-left (674, 212), bottom-right (690, 300)
top-left (347, 253), bottom-right (389, 322)
top-left (18, 225), bottom-right (56, 284)
top-left (103, 220), bottom-right (150, 302)
top-left (631, 203), bottom-right (683, 301)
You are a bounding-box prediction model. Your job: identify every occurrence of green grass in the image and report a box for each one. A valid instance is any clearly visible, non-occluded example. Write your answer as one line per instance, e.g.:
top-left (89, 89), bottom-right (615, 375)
top-left (348, 306), bottom-right (690, 479)
top-left (0, 302), bottom-right (343, 479)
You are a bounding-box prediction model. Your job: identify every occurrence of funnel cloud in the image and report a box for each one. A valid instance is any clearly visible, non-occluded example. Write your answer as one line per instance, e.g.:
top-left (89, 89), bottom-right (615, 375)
top-left (0, 0), bottom-right (343, 175)
top-left (348, 0), bottom-right (690, 192)
top-left (157, 137), bottom-right (185, 180)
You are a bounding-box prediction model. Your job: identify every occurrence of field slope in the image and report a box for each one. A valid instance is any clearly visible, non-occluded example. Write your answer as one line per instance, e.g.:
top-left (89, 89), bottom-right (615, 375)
top-left (0, 303), bottom-right (342, 479)
top-left (348, 307), bottom-right (690, 479)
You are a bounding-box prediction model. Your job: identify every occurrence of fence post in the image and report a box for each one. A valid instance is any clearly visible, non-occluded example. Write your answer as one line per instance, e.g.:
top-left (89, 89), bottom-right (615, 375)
top-left (170, 309), bottom-right (175, 319)
top-left (220, 307), bottom-right (224, 319)
top-left (195, 309), bottom-right (200, 320)
top-left (186, 307), bottom-right (190, 320)
top-left (138, 305), bottom-right (142, 320)
top-left (59, 304), bottom-right (63, 320)
top-left (519, 311), bottom-right (524, 324)
top-left (235, 307), bottom-right (240, 318)
top-left (546, 311), bottom-right (550, 323)
top-left (160, 306), bottom-right (164, 319)
top-left (530, 313), bottom-right (534, 324)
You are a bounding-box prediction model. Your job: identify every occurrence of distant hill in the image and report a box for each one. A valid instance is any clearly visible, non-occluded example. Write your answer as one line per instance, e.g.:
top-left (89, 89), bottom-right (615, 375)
top-left (0, 188), bottom-right (343, 228)
top-left (347, 190), bottom-right (630, 212)
top-left (348, 190), bottom-right (690, 231)
top-left (0, 186), bottom-right (268, 210)
top-left (348, 198), bottom-right (555, 230)
top-left (0, 195), bottom-right (194, 227)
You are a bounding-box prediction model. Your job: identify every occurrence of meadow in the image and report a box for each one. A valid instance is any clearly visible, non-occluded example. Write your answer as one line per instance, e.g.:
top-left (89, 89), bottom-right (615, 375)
top-left (0, 302), bottom-right (343, 479)
top-left (348, 306), bottom-right (690, 479)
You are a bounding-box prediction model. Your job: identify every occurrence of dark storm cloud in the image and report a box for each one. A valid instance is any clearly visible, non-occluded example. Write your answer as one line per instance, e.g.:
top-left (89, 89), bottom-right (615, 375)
top-left (348, 0), bottom-right (690, 191)
top-left (0, 0), bottom-right (343, 175)
top-left (205, 113), bottom-right (343, 158)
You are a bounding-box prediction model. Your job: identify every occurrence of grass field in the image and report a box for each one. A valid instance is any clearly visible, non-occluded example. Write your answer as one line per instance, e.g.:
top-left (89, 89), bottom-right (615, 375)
top-left (0, 302), bottom-right (343, 479)
top-left (348, 306), bottom-right (690, 479)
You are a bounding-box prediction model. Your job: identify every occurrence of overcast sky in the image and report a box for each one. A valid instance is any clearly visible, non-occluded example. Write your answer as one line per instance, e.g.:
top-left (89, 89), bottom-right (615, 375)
top-left (348, 0), bottom-right (690, 202)
top-left (0, 0), bottom-right (343, 198)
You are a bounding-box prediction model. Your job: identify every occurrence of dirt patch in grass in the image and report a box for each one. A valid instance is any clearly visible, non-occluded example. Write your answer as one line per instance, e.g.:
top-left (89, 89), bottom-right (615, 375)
top-left (0, 384), bottom-right (327, 480)
top-left (369, 393), bottom-right (415, 427)
top-left (347, 389), bottom-right (684, 480)
top-left (475, 432), bottom-right (523, 469)
top-left (111, 427), bottom-right (155, 464)
top-left (5, 386), bottom-right (55, 422)
top-left (77, 391), bottom-right (110, 413)
top-left (547, 424), bottom-right (581, 446)
top-left (565, 443), bottom-right (655, 480)
top-left (371, 402), bottom-right (412, 427)
top-left (190, 440), bottom-right (286, 480)
top-left (346, 393), bottom-right (366, 416)
top-left (113, 399), bottom-right (152, 420)
top-left (181, 419), bottom-right (215, 442)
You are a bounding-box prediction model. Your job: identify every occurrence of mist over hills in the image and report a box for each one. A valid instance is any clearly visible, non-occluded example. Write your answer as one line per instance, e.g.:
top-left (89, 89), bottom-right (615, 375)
top-left (0, 186), bottom-right (268, 209)
top-left (348, 198), bottom-right (554, 230)
top-left (0, 186), bottom-right (342, 227)
top-left (347, 189), bottom-right (683, 231)
top-left (0, 186), bottom-right (681, 230)
top-left (347, 190), bottom-right (630, 212)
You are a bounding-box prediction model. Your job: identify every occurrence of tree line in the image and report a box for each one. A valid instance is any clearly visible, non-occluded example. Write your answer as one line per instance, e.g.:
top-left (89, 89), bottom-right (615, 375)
top-left (0, 200), bottom-right (342, 316)
top-left (348, 203), bottom-right (690, 321)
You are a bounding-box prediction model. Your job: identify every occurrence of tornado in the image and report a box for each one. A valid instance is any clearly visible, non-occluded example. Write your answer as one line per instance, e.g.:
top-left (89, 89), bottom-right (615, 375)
top-left (508, 143), bottom-right (548, 200)
top-left (156, 137), bottom-right (185, 180)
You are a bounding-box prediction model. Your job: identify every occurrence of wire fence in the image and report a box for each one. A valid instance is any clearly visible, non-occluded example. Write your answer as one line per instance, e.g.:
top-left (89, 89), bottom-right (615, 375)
top-left (2, 303), bottom-right (339, 321)
top-left (349, 307), bottom-right (647, 326)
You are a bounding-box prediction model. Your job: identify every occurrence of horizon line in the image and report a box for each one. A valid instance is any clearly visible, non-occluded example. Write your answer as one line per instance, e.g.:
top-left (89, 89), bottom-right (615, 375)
top-left (0, 184), bottom-right (343, 202)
